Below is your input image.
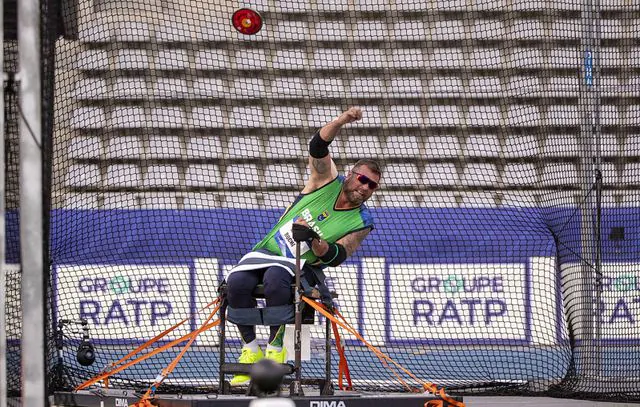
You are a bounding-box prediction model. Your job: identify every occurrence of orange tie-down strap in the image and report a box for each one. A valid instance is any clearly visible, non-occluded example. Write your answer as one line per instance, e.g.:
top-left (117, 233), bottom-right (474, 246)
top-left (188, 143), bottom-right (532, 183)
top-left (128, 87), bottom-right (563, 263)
top-left (330, 318), bottom-right (352, 390)
top-left (75, 297), bottom-right (222, 392)
top-left (130, 299), bottom-right (222, 407)
top-left (301, 297), bottom-right (466, 407)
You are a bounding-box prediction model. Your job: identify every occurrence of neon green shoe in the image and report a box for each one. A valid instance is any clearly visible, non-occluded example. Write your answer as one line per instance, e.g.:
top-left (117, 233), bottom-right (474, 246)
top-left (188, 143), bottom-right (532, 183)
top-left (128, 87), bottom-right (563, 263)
top-left (265, 347), bottom-right (287, 364)
top-left (230, 347), bottom-right (263, 385)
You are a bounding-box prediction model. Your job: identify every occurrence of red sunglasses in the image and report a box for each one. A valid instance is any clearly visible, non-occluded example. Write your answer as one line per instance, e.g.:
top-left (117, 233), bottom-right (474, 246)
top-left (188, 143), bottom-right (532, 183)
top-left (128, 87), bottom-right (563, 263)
top-left (353, 171), bottom-right (379, 190)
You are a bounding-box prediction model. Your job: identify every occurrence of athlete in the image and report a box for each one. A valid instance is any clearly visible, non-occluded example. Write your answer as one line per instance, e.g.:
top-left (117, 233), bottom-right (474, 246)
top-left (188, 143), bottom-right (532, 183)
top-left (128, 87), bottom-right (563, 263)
top-left (225, 106), bottom-right (381, 385)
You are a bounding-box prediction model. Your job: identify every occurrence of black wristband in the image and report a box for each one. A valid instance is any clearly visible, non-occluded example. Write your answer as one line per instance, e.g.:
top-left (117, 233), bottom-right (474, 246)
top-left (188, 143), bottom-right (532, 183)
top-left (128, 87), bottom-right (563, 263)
top-left (319, 243), bottom-right (347, 267)
top-left (309, 131), bottom-right (331, 158)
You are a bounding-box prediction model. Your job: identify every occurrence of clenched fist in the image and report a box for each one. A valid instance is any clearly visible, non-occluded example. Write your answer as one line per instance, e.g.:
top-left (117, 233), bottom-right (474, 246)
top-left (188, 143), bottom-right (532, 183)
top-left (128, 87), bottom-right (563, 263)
top-left (337, 106), bottom-right (363, 125)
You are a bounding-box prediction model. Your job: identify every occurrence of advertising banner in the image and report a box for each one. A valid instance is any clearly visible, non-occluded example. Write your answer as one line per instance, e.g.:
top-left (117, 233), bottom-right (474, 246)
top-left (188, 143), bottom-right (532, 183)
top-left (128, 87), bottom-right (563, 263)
top-left (387, 263), bottom-right (529, 344)
top-left (55, 265), bottom-right (193, 342)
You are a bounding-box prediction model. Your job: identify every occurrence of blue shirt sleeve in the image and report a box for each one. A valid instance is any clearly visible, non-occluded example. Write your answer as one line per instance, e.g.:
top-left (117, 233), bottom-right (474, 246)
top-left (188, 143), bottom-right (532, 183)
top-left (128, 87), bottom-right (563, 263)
top-left (359, 203), bottom-right (375, 230)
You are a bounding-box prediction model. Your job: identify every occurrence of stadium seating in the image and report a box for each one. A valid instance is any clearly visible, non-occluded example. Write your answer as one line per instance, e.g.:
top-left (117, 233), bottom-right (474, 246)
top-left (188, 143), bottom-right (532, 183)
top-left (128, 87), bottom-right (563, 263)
top-left (384, 136), bottom-right (422, 158)
top-left (223, 164), bottom-right (260, 188)
top-left (68, 137), bottom-right (102, 159)
top-left (460, 191), bottom-right (498, 207)
top-left (274, 21), bottom-right (310, 42)
top-left (65, 164), bottom-right (102, 188)
top-left (502, 135), bottom-right (541, 158)
top-left (423, 163), bottom-right (459, 187)
top-left (431, 21), bottom-right (466, 41)
top-left (377, 192), bottom-right (419, 207)
top-left (461, 163), bottom-right (500, 187)
top-left (152, 77), bottom-right (189, 98)
top-left (75, 50), bottom-right (109, 71)
top-left (271, 77), bottom-right (306, 98)
top-left (344, 135), bottom-right (383, 159)
top-left (222, 192), bottom-right (260, 208)
top-left (420, 191), bottom-right (458, 207)
top-left (500, 191), bottom-right (536, 207)
top-left (144, 165), bottom-right (181, 188)
top-left (71, 107), bottom-right (107, 129)
top-left (194, 49), bottom-right (231, 70)
top-left (264, 164), bottom-right (302, 188)
top-left (261, 191), bottom-right (300, 208)
top-left (73, 78), bottom-right (107, 100)
top-left (64, 193), bottom-right (100, 209)
top-left (110, 107), bottom-right (147, 128)
top-left (185, 164), bottom-right (222, 187)
top-left (503, 163), bottom-right (538, 186)
top-left (383, 163), bottom-right (420, 188)
top-left (103, 193), bottom-right (140, 209)
top-left (312, 49), bottom-right (348, 69)
top-left (106, 137), bottom-right (143, 159)
top-left (624, 135), bottom-right (640, 156)
top-left (537, 190), bottom-right (579, 207)
top-left (113, 77), bottom-right (148, 99)
top-left (427, 76), bottom-right (464, 97)
top-left (540, 163), bottom-right (579, 187)
top-left (141, 193), bottom-right (180, 209)
top-left (601, 162), bottom-right (619, 186)
top-left (543, 134), bottom-right (579, 158)
top-left (468, 77), bottom-right (502, 97)
top-left (600, 134), bottom-right (622, 157)
top-left (509, 19), bottom-right (544, 39)
top-left (387, 105), bottom-right (423, 127)
top-left (59, 3), bottom-right (638, 211)
top-left (467, 106), bottom-right (501, 127)
top-left (273, 49), bottom-right (307, 70)
top-left (506, 48), bottom-right (543, 69)
top-left (234, 49), bottom-right (269, 70)
top-left (115, 49), bottom-right (150, 70)
top-left (464, 134), bottom-right (501, 158)
top-left (388, 77), bottom-right (423, 98)
top-left (424, 136), bottom-right (461, 158)
top-left (148, 136), bottom-right (182, 159)
top-left (392, 21), bottom-right (428, 41)
top-left (183, 192), bottom-right (222, 208)
top-left (352, 106), bottom-right (384, 128)
top-left (105, 164), bottom-right (142, 188)
top-left (313, 21), bottom-right (348, 41)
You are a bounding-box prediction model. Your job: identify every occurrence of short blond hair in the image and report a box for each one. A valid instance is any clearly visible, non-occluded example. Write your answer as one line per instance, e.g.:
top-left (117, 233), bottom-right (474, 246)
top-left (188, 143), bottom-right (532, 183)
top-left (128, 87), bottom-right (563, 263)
top-left (353, 159), bottom-right (382, 178)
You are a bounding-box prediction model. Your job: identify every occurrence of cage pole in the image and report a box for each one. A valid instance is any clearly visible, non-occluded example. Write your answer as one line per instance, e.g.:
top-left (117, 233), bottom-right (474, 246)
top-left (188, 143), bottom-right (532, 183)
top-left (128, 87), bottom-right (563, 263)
top-left (0, 0), bottom-right (8, 403)
top-left (579, 0), bottom-right (602, 379)
top-left (18, 0), bottom-right (45, 403)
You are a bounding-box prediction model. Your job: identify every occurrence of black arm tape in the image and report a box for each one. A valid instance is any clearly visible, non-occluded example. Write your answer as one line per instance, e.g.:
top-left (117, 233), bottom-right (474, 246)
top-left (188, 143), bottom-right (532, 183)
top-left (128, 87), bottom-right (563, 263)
top-left (319, 243), bottom-right (347, 267)
top-left (309, 131), bottom-right (331, 159)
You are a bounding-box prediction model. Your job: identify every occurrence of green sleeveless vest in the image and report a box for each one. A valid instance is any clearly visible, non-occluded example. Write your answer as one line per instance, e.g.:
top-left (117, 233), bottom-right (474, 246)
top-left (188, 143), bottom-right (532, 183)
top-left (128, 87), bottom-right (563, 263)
top-left (253, 176), bottom-right (374, 264)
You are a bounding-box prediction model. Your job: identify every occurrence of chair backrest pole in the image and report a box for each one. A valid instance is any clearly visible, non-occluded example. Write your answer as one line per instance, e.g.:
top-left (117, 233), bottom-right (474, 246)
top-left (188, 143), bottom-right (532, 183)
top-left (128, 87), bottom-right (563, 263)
top-left (292, 242), bottom-right (303, 395)
top-left (218, 299), bottom-right (227, 394)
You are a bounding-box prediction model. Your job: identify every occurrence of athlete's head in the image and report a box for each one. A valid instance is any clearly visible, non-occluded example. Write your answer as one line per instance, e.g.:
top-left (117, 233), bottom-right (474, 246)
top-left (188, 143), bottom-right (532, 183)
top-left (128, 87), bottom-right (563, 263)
top-left (343, 159), bottom-right (382, 206)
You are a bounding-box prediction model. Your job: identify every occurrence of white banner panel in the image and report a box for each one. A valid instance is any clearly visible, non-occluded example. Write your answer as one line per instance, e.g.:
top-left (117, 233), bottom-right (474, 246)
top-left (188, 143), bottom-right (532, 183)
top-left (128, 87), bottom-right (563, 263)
top-left (598, 263), bottom-right (640, 341)
top-left (55, 265), bottom-right (192, 341)
top-left (388, 263), bottom-right (529, 344)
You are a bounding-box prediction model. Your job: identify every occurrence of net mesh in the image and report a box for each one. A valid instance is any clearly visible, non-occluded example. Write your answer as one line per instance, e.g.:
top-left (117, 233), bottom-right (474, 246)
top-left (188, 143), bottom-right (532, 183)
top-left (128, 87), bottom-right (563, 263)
top-left (4, 37), bottom-right (22, 397)
top-left (4, 0), bottom-right (640, 401)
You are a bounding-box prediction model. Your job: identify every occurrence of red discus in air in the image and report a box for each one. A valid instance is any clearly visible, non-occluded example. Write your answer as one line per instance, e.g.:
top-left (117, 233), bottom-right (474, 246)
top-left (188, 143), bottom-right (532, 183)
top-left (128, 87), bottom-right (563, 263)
top-left (232, 8), bottom-right (263, 35)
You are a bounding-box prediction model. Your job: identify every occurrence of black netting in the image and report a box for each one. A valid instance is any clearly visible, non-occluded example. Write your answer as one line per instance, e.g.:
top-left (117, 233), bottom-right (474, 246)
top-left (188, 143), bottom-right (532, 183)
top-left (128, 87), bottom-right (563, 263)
top-left (4, 38), bottom-right (21, 398)
top-left (20, 0), bottom-right (640, 401)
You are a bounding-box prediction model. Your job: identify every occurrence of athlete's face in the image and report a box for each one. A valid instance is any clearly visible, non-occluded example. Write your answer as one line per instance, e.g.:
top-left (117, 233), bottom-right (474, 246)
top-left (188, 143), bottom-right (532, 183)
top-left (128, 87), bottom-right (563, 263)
top-left (343, 165), bottom-right (381, 206)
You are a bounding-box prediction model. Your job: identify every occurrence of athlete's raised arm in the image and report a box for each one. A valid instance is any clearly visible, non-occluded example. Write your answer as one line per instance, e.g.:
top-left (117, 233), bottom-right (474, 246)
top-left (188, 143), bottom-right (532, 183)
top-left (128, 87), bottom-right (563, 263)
top-left (302, 107), bottom-right (363, 194)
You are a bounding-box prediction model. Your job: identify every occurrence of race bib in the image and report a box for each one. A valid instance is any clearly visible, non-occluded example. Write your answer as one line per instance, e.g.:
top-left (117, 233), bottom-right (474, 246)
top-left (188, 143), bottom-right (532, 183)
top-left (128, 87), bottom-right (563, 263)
top-left (275, 219), bottom-right (311, 259)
